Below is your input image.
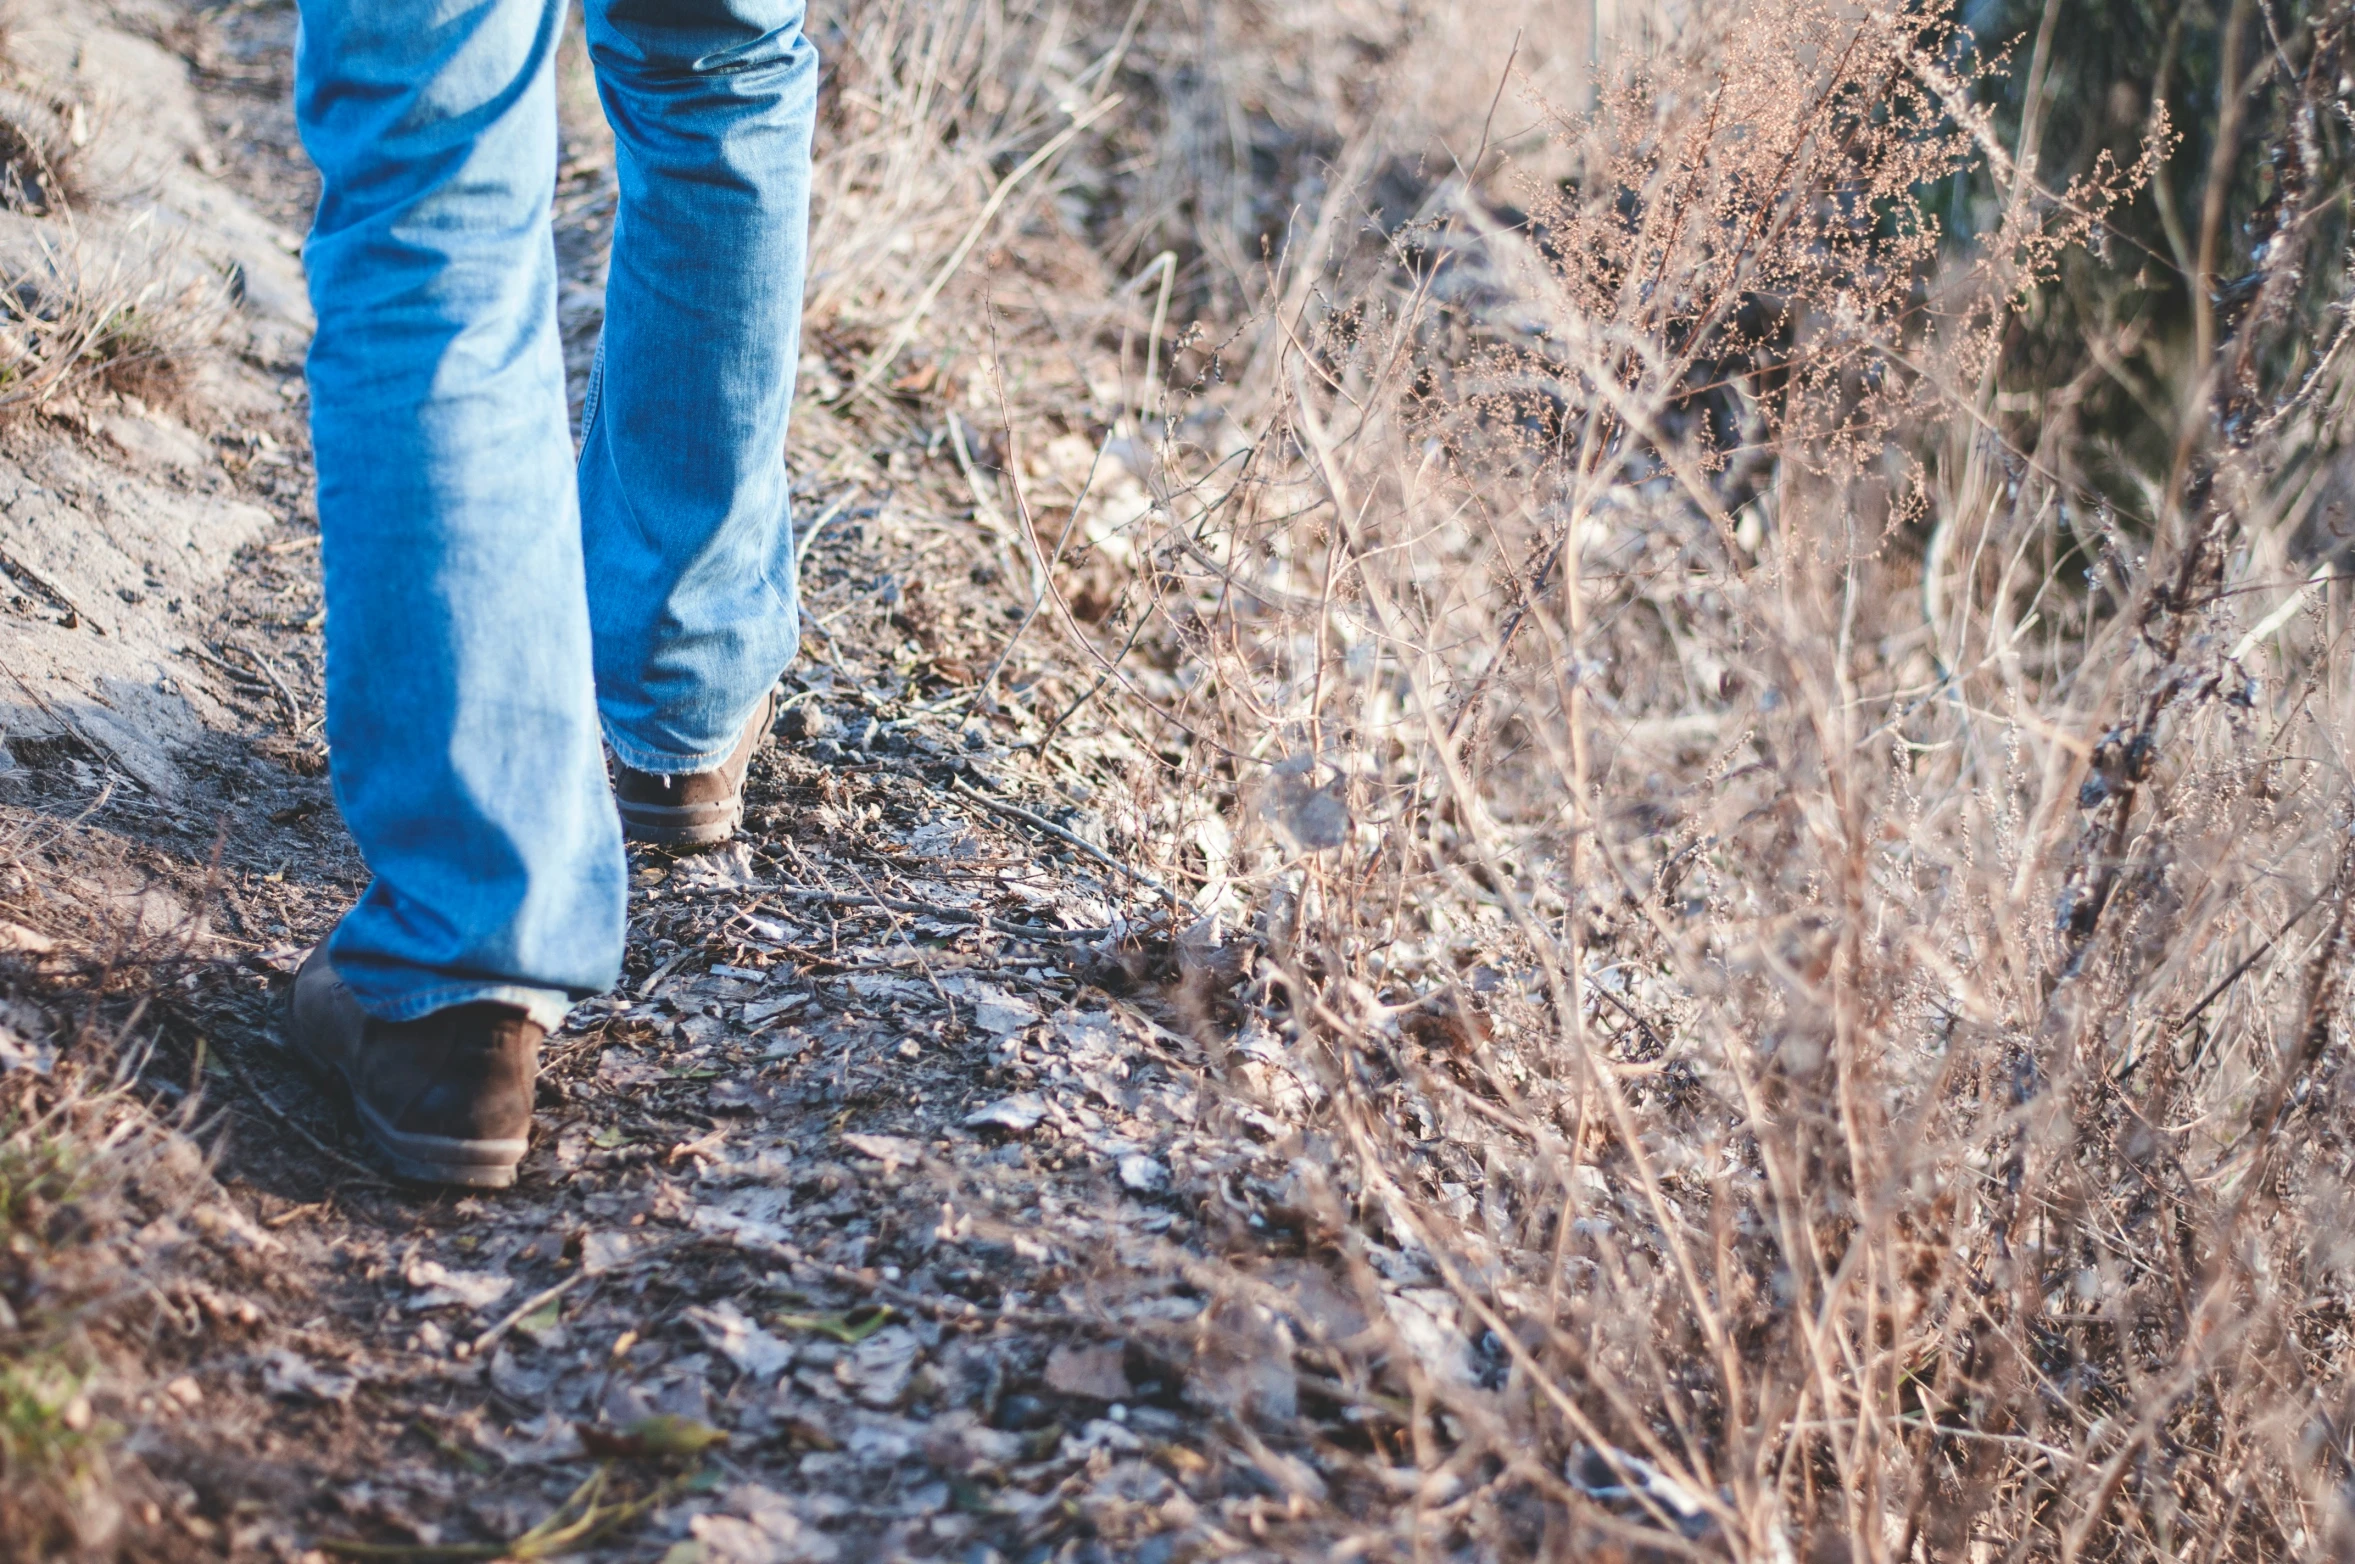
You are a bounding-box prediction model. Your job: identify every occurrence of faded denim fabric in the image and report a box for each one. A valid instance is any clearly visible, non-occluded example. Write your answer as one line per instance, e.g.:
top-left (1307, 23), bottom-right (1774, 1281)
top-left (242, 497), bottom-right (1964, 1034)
top-left (295, 0), bottom-right (814, 1026)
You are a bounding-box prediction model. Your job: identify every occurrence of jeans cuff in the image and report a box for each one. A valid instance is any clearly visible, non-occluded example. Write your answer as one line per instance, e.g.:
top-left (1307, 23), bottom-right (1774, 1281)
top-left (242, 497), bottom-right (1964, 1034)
top-left (344, 977), bottom-right (575, 1034)
top-left (600, 715), bottom-right (745, 777)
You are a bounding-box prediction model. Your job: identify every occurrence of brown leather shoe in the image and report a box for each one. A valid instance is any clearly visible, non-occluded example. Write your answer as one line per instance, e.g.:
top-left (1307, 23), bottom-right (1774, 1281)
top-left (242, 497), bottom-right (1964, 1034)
top-left (285, 947), bottom-right (541, 1188)
top-left (612, 687), bottom-right (776, 846)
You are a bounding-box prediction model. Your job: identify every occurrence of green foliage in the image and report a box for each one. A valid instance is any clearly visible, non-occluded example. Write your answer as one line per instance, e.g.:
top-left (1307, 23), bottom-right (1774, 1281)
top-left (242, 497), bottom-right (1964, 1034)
top-left (0, 1108), bottom-right (116, 1551)
top-left (0, 1357), bottom-right (96, 1487)
top-left (0, 1117), bottom-right (86, 1240)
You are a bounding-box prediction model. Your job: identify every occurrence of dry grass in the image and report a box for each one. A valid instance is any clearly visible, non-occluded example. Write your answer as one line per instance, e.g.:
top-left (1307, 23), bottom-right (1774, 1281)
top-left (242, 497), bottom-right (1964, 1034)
top-left (793, 0), bottom-right (2355, 1556)
top-left (0, 27), bottom-right (225, 418)
top-left (0, 245), bottom-right (225, 414)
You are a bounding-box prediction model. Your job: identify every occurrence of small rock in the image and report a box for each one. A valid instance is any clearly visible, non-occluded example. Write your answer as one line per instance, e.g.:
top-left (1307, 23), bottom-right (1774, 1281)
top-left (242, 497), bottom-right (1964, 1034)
top-left (775, 700), bottom-right (835, 742)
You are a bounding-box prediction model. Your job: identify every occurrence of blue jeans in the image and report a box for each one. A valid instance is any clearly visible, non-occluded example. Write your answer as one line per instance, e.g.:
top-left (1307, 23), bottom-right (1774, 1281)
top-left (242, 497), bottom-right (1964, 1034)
top-left (295, 0), bottom-right (814, 1028)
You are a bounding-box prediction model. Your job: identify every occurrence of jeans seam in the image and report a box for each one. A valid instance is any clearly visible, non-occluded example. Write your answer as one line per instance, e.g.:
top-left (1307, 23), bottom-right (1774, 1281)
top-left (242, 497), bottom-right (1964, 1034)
top-left (578, 329), bottom-right (606, 447)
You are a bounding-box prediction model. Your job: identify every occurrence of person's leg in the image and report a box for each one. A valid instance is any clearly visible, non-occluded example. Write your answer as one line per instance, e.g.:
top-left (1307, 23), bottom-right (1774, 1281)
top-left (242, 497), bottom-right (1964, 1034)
top-left (579, 0), bottom-right (816, 787)
top-left (296, 0), bottom-right (625, 1030)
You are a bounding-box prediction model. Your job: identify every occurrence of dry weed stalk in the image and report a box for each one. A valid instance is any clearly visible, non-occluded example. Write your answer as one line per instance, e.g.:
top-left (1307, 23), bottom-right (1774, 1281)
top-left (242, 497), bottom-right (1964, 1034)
top-left (1033, 0), bottom-right (2355, 1556)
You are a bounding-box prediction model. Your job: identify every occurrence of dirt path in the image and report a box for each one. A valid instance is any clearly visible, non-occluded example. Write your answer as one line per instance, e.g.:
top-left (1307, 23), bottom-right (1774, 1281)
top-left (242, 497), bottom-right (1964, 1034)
top-left (0, 6), bottom-right (1362, 1563)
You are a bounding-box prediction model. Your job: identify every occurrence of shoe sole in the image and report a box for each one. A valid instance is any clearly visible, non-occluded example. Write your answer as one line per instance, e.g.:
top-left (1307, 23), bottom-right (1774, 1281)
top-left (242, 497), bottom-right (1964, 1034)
top-left (353, 1094), bottom-right (525, 1189)
top-left (284, 1019), bottom-right (526, 1190)
top-left (617, 799), bottom-right (745, 846)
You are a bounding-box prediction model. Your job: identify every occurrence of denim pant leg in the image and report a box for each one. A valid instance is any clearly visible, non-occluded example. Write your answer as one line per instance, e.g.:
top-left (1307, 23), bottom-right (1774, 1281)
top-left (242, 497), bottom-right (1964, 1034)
top-left (581, 0), bottom-right (816, 771)
top-left (296, 0), bottom-right (625, 1028)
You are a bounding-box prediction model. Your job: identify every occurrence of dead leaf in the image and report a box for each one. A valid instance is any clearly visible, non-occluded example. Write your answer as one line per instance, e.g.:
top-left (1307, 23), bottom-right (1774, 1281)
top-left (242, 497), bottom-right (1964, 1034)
top-left (576, 1413), bottom-right (732, 1460)
top-left (708, 1077), bottom-right (785, 1113)
top-left (515, 1295), bottom-right (566, 1341)
top-left (690, 1196), bottom-right (795, 1249)
top-left (668, 1127), bottom-right (729, 1164)
top-left (1385, 1287), bottom-right (1477, 1386)
top-left (671, 842), bottom-right (767, 893)
top-left (489, 1344), bottom-right (557, 1401)
top-left (842, 1132), bottom-right (922, 1173)
top-left (956, 982), bottom-right (1040, 1036)
top-left (1056, 1011), bottom-right (1124, 1058)
top-left (1044, 1342), bottom-right (1132, 1401)
top-left (686, 1300), bottom-right (795, 1380)
top-left (1265, 756), bottom-right (1351, 851)
top-left (772, 1305), bottom-right (894, 1344)
top-left (963, 1092), bottom-right (1048, 1133)
top-left (1190, 1300), bottom-right (1298, 1421)
top-left (470, 1412), bottom-right (583, 1466)
top-left (259, 1348), bottom-right (357, 1404)
top-left (190, 1201), bottom-right (284, 1254)
top-left (1117, 1154), bottom-right (1169, 1193)
top-left (0, 1028), bottom-right (56, 1077)
top-left (404, 1257), bottom-right (515, 1313)
top-left (580, 1231), bottom-right (646, 1274)
top-left (741, 994), bottom-right (809, 1026)
top-left (838, 1325), bottom-right (921, 1407)
top-left (598, 1048), bottom-right (664, 1088)
top-left (908, 817), bottom-right (985, 859)
top-left (688, 1483), bottom-right (838, 1563)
